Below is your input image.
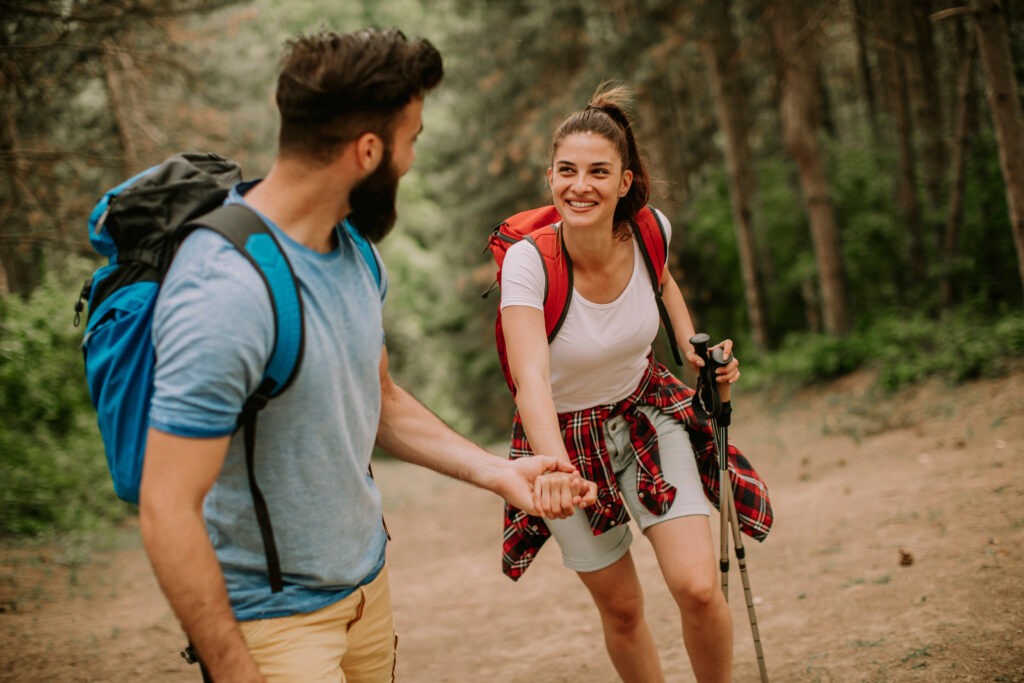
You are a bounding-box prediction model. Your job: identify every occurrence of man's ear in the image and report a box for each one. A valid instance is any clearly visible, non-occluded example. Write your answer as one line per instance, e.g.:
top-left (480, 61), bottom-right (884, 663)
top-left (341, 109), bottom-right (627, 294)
top-left (354, 132), bottom-right (385, 174)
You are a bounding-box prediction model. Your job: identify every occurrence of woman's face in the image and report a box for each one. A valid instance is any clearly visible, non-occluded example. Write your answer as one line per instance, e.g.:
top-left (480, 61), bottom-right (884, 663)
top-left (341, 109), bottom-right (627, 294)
top-left (547, 132), bottom-right (632, 232)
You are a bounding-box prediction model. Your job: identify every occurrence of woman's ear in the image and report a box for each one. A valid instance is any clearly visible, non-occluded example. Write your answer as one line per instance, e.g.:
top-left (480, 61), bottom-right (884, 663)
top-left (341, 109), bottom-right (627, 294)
top-left (546, 166), bottom-right (554, 188)
top-left (618, 169), bottom-right (634, 198)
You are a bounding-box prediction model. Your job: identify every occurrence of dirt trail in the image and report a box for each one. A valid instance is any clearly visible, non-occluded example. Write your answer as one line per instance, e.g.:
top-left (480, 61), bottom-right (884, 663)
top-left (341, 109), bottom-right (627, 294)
top-left (3, 371), bottom-right (1023, 682)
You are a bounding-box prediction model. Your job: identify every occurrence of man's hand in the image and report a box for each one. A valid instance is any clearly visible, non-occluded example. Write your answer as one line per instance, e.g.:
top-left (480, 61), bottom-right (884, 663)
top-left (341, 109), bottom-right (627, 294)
top-left (501, 457), bottom-right (597, 518)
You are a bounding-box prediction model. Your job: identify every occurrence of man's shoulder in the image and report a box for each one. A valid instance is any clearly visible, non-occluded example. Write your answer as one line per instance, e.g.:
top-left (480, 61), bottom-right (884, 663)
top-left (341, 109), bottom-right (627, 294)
top-left (166, 229), bottom-right (267, 296)
top-left (156, 228), bottom-right (273, 331)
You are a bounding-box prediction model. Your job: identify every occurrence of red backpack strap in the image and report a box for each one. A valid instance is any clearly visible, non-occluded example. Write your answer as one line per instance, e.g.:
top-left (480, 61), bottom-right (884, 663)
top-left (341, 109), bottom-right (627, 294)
top-left (633, 205), bottom-right (668, 283)
top-left (491, 208), bottom-right (572, 395)
top-left (524, 224), bottom-right (573, 342)
top-left (632, 206), bottom-right (684, 365)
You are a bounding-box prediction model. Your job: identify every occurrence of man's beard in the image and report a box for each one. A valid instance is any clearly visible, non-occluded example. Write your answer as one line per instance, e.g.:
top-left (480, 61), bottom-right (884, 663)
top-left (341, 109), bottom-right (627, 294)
top-left (348, 146), bottom-right (399, 244)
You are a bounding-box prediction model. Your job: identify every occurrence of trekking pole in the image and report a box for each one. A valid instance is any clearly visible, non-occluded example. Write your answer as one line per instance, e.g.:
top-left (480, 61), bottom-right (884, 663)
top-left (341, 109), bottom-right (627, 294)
top-left (690, 334), bottom-right (730, 599)
top-left (690, 333), bottom-right (769, 683)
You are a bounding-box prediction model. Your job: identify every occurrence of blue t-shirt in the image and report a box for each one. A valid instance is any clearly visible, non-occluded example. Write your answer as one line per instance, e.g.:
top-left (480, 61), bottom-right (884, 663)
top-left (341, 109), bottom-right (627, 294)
top-left (149, 182), bottom-right (389, 620)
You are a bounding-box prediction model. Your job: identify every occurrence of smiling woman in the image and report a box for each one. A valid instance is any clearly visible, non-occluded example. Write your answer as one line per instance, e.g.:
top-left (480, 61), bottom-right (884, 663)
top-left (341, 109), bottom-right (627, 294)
top-left (496, 84), bottom-right (758, 683)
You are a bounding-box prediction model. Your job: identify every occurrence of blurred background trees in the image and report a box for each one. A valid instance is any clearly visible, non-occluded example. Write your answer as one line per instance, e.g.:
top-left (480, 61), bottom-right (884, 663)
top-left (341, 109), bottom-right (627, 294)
top-left (2, 0), bottom-right (1024, 535)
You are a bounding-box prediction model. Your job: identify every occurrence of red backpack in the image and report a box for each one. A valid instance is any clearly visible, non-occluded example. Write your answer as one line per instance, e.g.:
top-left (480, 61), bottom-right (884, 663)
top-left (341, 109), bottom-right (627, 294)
top-left (485, 205), bottom-right (683, 394)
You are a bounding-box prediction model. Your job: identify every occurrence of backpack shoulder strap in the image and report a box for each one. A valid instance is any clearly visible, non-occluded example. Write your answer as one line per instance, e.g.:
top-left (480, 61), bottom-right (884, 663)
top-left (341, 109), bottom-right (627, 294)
top-left (190, 204), bottom-right (305, 399)
top-left (186, 203), bottom-right (304, 595)
top-left (342, 219), bottom-right (384, 293)
top-left (523, 224), bottom-right (573, 342)
top-left (633, 206), bottom-right (669, 287)
top-left (631, 207), bottom-right (683, 365)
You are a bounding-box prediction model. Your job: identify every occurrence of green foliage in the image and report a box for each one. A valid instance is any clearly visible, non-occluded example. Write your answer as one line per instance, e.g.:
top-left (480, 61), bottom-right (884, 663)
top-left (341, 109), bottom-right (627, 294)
top-left (5, 0), bottom-right (1024, 538)
top-left (0, 262), bottom-right (132, 538)
top-left (743, 307), bottom-right (1024, 393)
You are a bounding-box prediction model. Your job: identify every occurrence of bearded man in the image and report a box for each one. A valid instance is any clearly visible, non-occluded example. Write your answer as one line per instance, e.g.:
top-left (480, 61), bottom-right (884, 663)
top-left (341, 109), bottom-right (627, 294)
top-left (138, 28), bottom-right (595, 683)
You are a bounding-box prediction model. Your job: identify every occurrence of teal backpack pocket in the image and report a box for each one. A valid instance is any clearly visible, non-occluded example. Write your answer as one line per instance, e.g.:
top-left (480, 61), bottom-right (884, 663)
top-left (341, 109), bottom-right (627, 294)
top-left (82, 280), bottom-right (159, 504)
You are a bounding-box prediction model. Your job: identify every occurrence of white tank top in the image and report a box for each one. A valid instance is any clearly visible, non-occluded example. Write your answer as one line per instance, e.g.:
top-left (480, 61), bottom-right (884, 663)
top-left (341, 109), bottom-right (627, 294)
top-left (499, 213), bottom-right (670, 412)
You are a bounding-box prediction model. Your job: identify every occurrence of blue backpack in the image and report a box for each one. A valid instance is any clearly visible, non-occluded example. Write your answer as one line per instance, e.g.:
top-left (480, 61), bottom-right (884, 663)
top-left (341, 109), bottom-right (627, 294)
top-left (75, 152), bottom-right (380, 593)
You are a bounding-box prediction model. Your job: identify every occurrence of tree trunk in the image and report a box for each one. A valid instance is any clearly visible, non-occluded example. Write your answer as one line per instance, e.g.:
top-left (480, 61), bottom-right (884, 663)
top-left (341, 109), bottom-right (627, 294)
top-left (102, 41), bottom-right (136, 174)
top-left (699, 0), bottom-right (771, 349)
top-left (907, 0), bottom-right (947, 213)
top-left (769, 0), bottom-right (851, 335)
top-left (875, 0), bottom-right (928, 284)
top-left (851, 0), bottom-right (880, 141)
top-left (970, 0), bottom-right (1024, 299)
top-left (0, 62), bottom-right (40, 296)
top-left (941, 18), bottom-right (977, 308)
top-left (801, 277), bottom-right (823, 334)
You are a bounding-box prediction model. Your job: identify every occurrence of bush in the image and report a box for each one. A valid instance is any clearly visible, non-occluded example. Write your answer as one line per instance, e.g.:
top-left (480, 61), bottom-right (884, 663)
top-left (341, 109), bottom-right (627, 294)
top-left (743, 307), bottom-right (1024, 394)
top-left (0, 261), bottom-right (132, 538)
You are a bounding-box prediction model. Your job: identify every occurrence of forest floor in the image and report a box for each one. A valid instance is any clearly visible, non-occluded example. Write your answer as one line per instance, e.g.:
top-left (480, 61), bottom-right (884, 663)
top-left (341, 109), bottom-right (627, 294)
top-left (2, 369), bottom-right (1023, 682)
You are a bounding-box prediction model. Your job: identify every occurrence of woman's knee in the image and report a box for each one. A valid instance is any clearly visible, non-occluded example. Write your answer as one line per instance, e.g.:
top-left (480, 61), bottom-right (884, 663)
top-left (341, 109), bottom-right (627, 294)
top-left (666, 570), bottom-right (720, 613)
top-left (596, 590), bottom-right (646, 632)
top-left (585, 575), bottom-right (646, 631)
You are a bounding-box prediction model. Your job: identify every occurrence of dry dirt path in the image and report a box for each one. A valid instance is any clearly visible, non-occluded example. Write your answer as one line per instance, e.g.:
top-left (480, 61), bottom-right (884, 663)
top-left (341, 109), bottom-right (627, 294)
top-left (2, 371), bottom-right (1023, 682)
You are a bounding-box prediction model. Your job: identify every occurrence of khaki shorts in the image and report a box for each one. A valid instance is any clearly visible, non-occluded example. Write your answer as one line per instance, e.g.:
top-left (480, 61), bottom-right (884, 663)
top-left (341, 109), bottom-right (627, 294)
top-left (239, 564), bottom-right (397, 682)
top-left (545, 405), bottom-right (710, 573)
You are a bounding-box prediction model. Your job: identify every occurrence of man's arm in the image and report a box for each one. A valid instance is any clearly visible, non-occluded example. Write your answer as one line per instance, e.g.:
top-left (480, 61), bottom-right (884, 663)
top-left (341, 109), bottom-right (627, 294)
top-left (139, 429), bottom-right (264, 683)
top-left (375, 347), bottom-right (595, 517)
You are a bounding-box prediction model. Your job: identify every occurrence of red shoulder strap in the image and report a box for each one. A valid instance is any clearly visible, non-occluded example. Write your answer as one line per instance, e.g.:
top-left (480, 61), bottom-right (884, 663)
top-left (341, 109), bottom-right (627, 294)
top-left (491, 206), bottom-right (571, 394)
top-left (633, 206), bottom-right (668, 284)
top-left (632, 206), bottom-right (684, 365)
top-left (523, 224), bottom-right (572, 342)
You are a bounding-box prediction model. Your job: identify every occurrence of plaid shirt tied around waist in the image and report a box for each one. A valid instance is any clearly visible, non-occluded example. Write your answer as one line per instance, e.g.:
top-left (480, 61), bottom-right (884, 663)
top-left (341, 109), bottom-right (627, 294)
top-left (501, 358), bottom-right (773, 580)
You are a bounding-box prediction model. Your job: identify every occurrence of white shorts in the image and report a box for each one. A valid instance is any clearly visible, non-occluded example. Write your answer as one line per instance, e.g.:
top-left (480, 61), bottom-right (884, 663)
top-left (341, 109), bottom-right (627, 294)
top-left (544, 405), bottom-right (710, 573)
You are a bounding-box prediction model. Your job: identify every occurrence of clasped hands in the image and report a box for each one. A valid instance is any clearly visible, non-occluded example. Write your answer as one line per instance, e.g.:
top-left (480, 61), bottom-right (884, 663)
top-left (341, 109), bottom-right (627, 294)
top-left (508, 457), bottom-right (598, 519)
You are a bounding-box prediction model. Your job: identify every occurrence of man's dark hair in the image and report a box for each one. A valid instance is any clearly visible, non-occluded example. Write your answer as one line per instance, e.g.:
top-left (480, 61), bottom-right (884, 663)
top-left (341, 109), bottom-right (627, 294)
top-left (276, 28), bottom-right (443, 163)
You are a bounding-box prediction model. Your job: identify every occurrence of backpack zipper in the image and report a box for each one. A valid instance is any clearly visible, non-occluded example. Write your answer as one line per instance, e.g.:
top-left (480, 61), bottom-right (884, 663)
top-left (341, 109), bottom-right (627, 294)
top-left (73, 277), bottom-right (93, 328)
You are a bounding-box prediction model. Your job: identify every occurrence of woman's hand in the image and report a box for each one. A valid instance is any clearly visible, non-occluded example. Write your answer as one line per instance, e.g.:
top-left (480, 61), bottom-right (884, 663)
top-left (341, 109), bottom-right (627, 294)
top-left (685, 338), bottom-right (740, 385)
top-left (532, 471), bottom-right (599, 519)
top-left (712, 339), bottom-right (740, 385)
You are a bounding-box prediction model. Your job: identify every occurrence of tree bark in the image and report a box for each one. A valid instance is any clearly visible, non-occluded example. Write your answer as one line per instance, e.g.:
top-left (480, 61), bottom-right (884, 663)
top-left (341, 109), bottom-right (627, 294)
top-left (941, 18), bottom-right (977, 308)
top-left (699, 0), bottom-right (771, 349)
top-left (0, 57), bottom-right (40, 296)
top-left (907, 0), bottom-right (947, 213)
top-left (970, 0), bottom-right (1024, 299)
top-left (851, 0), bottom-right (880, 141)
top-left (769, 0), bottom-right (851, 335)
top-left (102, 41), bottom-right (136, 174)
top-left (874, 0), bottom-right (928, 284)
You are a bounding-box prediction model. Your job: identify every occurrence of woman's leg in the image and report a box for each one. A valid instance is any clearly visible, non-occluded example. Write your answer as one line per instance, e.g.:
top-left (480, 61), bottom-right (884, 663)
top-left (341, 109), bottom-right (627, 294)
top-left (576, 551), bottom-right (666, 683)
top-left (645, 517), bottom-right (732, 683)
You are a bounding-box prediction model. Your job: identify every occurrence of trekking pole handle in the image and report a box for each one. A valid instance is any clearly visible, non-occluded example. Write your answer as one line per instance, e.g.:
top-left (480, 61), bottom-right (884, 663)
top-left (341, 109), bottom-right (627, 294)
top-left (690, 333), bottom-right (732, 401)
top-left (690, 332), bottom-right (712, 365)
top-left (711, 346), bottom-right (732, 402)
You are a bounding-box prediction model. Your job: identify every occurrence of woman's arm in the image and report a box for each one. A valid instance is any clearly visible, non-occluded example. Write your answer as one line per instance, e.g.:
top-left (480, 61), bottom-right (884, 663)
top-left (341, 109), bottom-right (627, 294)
top-left (502, 305), bottom-right (600, 513)
top-left (661, 266), bottom-right (740, 384)
top-left (501, 305), bottom-right (573, 463)
top-left (375, 345), bottom-right (593, 517)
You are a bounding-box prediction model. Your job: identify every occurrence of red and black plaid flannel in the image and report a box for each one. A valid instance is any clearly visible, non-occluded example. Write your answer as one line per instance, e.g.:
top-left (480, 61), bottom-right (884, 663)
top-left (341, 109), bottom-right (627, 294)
top-left (502, 357), bottom-right (773, 580)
